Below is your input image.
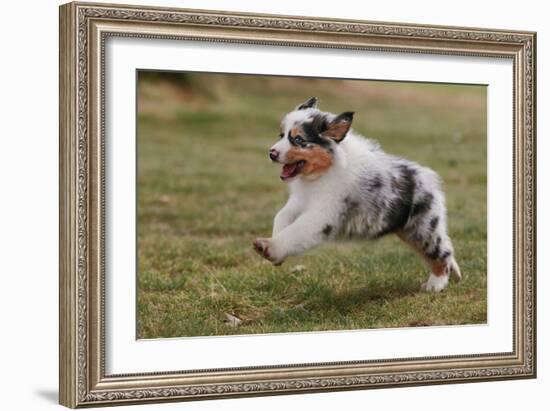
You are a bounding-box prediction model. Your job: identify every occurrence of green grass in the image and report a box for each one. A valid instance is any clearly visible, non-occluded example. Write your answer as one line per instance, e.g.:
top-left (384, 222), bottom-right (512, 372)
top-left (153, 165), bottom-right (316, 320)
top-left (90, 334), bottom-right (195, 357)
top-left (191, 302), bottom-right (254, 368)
top-left (136, 72), bottom-right (487, 338)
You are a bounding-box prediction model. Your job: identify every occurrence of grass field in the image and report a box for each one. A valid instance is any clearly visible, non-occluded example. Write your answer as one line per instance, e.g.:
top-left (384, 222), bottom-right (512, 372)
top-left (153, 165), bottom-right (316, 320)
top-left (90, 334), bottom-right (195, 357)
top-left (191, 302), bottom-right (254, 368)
top-left (136, 71), bottom-right (487, 338)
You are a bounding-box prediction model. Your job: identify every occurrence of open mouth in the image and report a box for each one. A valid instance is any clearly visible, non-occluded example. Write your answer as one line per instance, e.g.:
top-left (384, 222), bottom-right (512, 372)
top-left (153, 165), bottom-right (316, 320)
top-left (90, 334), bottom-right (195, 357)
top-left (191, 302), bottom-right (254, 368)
top-left (280, 160), bottom-right (306, 180)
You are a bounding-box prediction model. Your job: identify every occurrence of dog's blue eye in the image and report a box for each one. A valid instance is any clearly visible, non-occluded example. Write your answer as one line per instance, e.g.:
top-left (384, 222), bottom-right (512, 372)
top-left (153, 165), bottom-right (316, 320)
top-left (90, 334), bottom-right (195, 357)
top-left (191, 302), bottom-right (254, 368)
top-left (294, 136), bottom-right (304, 145)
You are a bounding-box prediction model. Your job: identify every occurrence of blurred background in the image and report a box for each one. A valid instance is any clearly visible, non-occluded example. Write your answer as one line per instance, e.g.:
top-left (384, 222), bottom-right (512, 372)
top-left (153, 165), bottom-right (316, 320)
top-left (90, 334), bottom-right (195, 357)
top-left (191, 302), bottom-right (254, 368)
top-left (137, 71), bottom-right (487, 338)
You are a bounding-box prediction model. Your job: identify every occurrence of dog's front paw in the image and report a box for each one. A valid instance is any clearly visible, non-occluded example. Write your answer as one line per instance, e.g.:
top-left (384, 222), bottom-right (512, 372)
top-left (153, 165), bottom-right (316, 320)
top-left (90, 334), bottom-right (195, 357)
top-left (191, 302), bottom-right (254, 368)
top-left (253, 238), bottom-right (271, 259)
top-left (253, 238), bottom-right (284, 265)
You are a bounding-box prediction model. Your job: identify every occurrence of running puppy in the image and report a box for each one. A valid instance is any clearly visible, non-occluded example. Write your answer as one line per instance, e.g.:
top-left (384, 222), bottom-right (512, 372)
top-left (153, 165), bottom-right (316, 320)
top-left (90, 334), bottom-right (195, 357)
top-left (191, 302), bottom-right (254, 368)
top-left (253, 97), bottom-right (461, 292)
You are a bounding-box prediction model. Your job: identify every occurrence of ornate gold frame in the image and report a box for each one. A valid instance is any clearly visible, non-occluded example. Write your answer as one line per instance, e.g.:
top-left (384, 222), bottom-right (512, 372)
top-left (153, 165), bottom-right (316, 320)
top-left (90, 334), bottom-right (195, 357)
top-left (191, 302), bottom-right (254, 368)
top-left (59, 1), bottom-right (536, 408)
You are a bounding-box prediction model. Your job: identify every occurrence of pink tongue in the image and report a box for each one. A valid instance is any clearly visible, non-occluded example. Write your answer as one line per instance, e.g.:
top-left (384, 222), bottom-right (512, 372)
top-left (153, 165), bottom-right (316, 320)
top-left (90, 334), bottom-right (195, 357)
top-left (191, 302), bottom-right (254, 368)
top-left (281, 163), bottom-right (298, 178)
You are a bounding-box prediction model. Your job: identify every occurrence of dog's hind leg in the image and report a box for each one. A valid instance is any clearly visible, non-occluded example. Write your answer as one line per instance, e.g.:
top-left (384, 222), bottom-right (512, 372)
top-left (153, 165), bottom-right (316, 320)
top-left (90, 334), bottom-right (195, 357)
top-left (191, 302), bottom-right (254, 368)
top-left (394, 166), bottom-right (461, 292)
top-left (397, 225), bottom-right (461, 293)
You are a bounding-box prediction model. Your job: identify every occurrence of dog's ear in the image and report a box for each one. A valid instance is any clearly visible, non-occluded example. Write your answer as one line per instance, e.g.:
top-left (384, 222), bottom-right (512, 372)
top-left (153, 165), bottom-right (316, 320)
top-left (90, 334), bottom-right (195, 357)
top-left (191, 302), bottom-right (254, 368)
top-left (321, 112), bottom-right (354, 142)
top-left (296, 97), bottom-right (318, 111)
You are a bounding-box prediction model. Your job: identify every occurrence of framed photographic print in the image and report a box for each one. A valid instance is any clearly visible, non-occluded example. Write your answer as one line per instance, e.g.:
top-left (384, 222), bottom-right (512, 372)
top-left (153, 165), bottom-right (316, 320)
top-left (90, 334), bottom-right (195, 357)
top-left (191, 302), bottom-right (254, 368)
top-left (59, 1), bottom-right (537, 408)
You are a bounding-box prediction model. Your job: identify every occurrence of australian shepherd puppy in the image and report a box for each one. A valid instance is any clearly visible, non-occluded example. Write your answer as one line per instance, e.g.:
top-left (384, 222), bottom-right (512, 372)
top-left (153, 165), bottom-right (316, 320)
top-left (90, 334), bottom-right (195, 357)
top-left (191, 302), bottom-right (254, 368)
top-left (253, 97), bottom-right (461, 292)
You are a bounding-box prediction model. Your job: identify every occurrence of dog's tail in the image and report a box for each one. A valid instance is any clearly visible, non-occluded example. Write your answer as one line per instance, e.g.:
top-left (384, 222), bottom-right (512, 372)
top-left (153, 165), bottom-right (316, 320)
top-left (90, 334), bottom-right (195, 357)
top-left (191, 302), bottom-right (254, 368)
top-left (449, 256), bottom-right (462, 282)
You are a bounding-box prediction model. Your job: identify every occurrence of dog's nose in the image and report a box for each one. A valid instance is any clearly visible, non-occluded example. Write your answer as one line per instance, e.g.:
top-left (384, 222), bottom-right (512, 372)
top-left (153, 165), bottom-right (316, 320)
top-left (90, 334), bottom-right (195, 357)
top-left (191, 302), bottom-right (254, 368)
top-left (269, 149), bottom-right (279, 161)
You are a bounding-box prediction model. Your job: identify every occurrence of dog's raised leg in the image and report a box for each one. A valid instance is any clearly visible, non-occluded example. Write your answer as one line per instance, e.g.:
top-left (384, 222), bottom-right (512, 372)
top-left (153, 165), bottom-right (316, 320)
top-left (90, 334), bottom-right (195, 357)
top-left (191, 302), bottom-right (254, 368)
top-left (254, 211), bottom-right (333, 265)
top-left (272, 198), bottom-right (301, 236)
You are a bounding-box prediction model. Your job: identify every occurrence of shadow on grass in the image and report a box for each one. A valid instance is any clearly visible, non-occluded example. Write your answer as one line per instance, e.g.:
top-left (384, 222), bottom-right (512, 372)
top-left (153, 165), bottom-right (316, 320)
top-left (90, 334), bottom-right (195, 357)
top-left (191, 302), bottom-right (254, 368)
top-left (309, 280), bottom-right (420, 314)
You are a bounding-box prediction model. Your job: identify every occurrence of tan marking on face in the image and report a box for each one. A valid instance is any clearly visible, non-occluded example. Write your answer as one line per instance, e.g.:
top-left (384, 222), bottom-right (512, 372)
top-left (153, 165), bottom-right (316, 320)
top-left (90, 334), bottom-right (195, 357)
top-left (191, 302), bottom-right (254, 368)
top-left (286, 146), bottom-right (333, 176)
